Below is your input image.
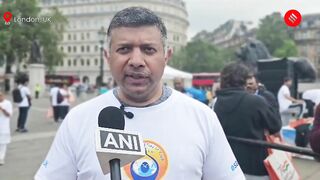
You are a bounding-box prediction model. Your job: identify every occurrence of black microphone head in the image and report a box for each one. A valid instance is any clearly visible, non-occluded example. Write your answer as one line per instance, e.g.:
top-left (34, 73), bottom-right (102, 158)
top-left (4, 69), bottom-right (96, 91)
top-left (98, 106), bottom-right (125, 130)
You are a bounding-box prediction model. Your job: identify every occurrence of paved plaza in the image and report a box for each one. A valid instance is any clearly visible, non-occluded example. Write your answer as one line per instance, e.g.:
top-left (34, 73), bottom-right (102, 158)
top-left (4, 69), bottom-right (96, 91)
top-left (0, 92), bottom-right (319, 180)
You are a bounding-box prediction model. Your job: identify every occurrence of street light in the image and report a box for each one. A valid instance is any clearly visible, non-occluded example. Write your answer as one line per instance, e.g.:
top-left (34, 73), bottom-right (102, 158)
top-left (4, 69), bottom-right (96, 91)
top-left (97, 26), bottom-right (107, 87)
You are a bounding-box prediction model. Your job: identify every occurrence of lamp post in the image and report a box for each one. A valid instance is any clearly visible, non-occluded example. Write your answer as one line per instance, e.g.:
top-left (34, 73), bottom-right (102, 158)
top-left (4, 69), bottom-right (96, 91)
top-left (97, 26), bottom-right (107, 87)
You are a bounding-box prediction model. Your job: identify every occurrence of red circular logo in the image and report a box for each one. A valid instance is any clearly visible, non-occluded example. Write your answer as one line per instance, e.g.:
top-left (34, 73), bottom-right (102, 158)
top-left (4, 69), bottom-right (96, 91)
top-left (284, 9), bottom-right (302, 27)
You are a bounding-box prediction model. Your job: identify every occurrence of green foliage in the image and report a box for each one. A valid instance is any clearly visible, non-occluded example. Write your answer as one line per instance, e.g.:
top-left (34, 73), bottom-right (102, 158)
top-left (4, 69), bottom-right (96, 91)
top-left (0, 0), bottom-right (67, 73)
top-left (256, 12), bottom-right (298, 57)
top-left (169, 40), bottom-right (234, 73)
top-left (274, 39), bottom-right (298, 57)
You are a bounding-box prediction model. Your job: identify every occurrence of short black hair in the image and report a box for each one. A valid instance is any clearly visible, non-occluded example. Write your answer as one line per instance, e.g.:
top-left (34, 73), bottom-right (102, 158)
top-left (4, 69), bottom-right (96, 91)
top-left (220, 62), bottom-right (250, 89)
top-left (283, 76), bottom-right (291, 83)
top-left (107, 7), bottom-right (167, 48)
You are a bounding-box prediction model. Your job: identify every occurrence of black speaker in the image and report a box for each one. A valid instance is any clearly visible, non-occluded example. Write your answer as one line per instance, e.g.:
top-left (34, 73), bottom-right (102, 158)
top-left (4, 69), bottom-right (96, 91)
top-left (257, 58), bottom-right (297, 98)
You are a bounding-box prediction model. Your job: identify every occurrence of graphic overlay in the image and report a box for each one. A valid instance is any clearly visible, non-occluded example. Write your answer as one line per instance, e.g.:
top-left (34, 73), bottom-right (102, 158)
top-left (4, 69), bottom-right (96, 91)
top-left (124, 140), bottom-right (169, 180)
top-left (3, 11), bottom-right (12, 25)
top-left (284, 9), bottom-right (302, 27)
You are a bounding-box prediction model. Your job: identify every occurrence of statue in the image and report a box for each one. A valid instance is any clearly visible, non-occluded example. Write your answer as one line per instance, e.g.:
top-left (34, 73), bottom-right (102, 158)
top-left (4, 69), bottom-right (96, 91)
top-left (30, 39), bottom-right (43, 64)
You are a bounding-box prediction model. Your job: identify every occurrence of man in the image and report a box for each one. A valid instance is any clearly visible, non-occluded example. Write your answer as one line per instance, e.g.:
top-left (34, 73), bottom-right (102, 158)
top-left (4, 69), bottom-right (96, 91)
top-left (35, 83), bottom-right (41, 99)
top-left (35, 7), bottom-right (244, 180)
top-left (16, 79), bottom-right (31, 133)
top-left (173, 77), bottom-right (193, 97)
top-left (277, 77), bottom-right (304, 125)
top-left (310, 104), bottom-right (320, 159)
top-left (246, 75), bottom-right (281, 118)
top-left (214, 63), bottom-right (281, 179)
top-left (49, 84), bottom-right (60, 122)
top-left (0, 91), bottom-right (13, 165)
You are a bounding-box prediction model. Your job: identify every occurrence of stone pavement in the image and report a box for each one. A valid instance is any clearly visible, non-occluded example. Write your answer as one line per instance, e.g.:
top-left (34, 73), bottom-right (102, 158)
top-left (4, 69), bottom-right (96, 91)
top-left (0, 92), bottom-right (319, 180)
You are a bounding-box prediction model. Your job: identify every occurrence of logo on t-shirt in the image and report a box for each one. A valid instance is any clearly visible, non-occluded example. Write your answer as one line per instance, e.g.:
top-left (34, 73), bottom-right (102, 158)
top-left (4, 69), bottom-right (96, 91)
top-left (123, 140), bottom-right (168, 179)
top-left (230, 160), bottom-right (239, 171)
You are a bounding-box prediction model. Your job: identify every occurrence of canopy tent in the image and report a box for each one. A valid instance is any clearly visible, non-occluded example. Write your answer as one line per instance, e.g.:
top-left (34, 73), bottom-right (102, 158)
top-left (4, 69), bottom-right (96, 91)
top-left (162, 66), bottom-right (193, 88)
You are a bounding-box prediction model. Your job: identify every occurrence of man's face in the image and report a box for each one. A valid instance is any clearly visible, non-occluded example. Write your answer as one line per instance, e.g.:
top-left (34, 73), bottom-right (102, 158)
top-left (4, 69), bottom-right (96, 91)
top-left (173, 79), bottom-right (184, 92)
top-left (285, 80), bottom-right (292, 87)
top-left (106, 26), bottom-right (172, 102)
top-left (246, 77), bottom-right (258, 94)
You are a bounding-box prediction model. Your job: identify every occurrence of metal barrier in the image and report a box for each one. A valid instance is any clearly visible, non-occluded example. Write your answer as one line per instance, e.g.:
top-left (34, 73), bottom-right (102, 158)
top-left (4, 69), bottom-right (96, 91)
top-left (227, 136), bottom-right (320, 159)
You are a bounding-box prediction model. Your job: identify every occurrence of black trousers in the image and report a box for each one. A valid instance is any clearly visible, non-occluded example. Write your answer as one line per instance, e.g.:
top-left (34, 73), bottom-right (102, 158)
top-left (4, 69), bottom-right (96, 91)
top-left (53, 106), bottom-right (60, 122)
top-left (59, 106), bottom-right (69, 120)
top-left (35, 91), bottom-right (39, 99)
top-left (17, 107), bottom-right (30, 129)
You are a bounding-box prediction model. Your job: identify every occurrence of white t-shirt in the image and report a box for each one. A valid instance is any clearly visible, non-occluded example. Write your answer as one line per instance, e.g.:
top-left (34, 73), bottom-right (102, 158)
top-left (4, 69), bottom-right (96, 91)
top-left (277, 85), bottom-right (292, 112)
top-left (302, 89), bottom-right (320, 106)
top-left (57, 88), bottom-right (70, 106)
top-left (18, 85), bottom-right (31, 107)
top-left (50, 87), bottom-right (59, 106)
top-left (35, 89), bottom-right (244, 180)
top-left (0, 99), bottom-right (13, 144)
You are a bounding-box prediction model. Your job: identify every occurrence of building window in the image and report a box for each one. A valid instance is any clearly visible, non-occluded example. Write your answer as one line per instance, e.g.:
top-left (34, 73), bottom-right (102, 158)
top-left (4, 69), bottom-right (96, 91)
top-left (95, 58), bottom-right (98, 66)
top-left (95, 45), bottom-right (99, 52)
top-left (81, 59), bottom-right (84, 66)
top-left (73, 46), bottom-right (77, 53)
top-left (61, 60), bottom-right (64, 67)
top-left (86, 32), bottom-right (90, 39)
top-left (81, 33), bottom-right (85, 40)
top-left (68, 59), bottom-right (71, 66)
top-left (73, 34), bottom-right (77, 40)
top-left (68, 46), bottom-right (71, 53)
top-left (68, 34), bottom-right (71, 40)
top-left (73, 59), bottom-right (77, 66)
top-left (81, 46), bottom-right (85, 52)
top-left (87, 59), bottom-right (90, 66)
top-left (86, 45), bottom-right (90, 52)
top-left (60, 46), bottom-right (64, 52)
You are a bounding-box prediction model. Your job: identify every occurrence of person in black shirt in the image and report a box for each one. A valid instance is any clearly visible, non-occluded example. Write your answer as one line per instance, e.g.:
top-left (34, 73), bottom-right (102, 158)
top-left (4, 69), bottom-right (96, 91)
top-left (214, 62), bottom-right (282, 179)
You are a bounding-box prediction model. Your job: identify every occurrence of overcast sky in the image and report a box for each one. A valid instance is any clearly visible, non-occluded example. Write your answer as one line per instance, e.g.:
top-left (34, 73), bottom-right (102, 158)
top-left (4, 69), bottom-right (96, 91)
top-left (184, 0), bottom-right (320, 38)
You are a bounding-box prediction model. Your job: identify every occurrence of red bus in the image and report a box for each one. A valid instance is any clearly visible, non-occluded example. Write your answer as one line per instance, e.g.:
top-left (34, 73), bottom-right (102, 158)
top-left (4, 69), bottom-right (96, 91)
top-left (192, 73), bottom-right (220, 87)
top-left (45, 75), bottom-right (80, 86)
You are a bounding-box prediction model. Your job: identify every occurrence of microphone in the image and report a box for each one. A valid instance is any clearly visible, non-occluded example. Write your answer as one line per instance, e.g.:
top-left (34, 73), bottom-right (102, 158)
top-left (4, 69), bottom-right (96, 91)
top-left (96, 106), bottom-right (145, 179)
top-left (120, 104), bottom-right (134, 119)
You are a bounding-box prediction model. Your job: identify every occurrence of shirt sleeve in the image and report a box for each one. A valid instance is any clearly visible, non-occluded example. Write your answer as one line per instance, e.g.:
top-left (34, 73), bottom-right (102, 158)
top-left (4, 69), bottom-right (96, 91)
top-left (4, 101), bottom-right (13, 116)
top-left (35, 116), bottom-right (77, 180)
top-left (202, 112), bottom-right (245, 180)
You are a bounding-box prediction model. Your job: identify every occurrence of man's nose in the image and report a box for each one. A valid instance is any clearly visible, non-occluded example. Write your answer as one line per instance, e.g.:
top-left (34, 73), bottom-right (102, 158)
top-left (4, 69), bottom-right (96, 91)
top-left (128, 48), bottom-right (146, 67)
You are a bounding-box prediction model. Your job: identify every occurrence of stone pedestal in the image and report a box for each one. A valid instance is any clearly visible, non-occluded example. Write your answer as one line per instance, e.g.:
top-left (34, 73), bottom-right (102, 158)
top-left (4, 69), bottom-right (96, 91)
top-left (28, 64), bottom-right (45, 98)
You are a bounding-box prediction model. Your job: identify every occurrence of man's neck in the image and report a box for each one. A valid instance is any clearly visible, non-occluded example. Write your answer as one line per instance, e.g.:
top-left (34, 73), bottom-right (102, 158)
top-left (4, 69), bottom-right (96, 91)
top-left (117, 86), bottom-right (163, 107)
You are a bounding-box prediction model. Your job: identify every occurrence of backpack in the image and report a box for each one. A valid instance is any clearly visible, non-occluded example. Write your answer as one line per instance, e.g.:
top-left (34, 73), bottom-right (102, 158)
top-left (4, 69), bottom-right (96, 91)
top-left (12, 88), bottom-right (23, 103)
top-left (57, 90), bottom-right (64, 104)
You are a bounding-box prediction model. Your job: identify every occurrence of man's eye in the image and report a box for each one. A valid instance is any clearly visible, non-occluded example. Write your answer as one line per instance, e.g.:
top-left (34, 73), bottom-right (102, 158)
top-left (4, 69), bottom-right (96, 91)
top-left (143, 47), bottom-right (156, 55)
top-left (117, 47), bottom-right (131, 54)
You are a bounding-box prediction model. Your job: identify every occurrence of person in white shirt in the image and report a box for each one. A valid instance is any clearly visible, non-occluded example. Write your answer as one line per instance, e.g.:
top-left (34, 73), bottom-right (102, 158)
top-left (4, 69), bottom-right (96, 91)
top-left (57, 84), bottom-right (70, 121)
top-left (35, 7), bottom-right (245, 180)
top-left (0, 91), bottom-right (13, 165)
top-left (49, 84), bottom-right (60, 122)
top-left (16, 80), bottom-right (31, 133)
top-left (277, 77), bottom-right (304, 125)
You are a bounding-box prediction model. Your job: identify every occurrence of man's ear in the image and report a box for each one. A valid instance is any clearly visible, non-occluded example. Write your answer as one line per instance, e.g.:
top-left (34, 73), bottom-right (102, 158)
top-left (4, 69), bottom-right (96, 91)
top-left (164, 48), bottom-right (173, 64)
top-left (104, 49), bottom-right (110, 64)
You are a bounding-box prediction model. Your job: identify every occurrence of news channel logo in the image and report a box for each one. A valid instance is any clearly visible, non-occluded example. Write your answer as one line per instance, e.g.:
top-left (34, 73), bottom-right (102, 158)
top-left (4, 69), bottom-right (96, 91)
top-left (2, 11), bottom-right (52, 25)
top-left (284, 9), bottom-right (302, 27)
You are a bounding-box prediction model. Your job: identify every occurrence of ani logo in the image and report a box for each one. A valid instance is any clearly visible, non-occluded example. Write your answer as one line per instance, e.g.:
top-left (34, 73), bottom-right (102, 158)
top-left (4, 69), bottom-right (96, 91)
top-left (123, 140), bottom-right (168, 180)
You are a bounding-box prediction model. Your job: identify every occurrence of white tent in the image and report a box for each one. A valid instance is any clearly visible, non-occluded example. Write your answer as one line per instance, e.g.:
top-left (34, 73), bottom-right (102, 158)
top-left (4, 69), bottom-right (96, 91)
top-left (162, 66), bottom-right (192, 87)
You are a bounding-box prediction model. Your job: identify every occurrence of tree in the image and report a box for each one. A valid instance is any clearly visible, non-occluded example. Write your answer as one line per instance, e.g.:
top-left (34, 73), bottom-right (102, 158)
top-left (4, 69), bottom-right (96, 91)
top-left (0, 0), bottom-right (67, 74)
top-left (256, 12), bottom-right (298, 57)
top-left (169, 40), bottom-right (234, 73)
